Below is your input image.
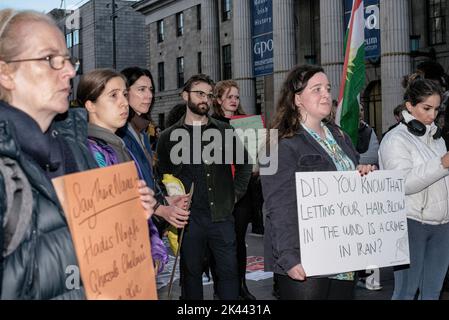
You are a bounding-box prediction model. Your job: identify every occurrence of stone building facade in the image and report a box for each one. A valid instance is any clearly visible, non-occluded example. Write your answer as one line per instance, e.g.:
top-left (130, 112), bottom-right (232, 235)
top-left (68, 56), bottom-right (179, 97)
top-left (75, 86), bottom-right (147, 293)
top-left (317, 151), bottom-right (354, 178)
top-left (49, 0), bottom-right (147, 101)
top-left (54, 0), bottom-right (448, 135)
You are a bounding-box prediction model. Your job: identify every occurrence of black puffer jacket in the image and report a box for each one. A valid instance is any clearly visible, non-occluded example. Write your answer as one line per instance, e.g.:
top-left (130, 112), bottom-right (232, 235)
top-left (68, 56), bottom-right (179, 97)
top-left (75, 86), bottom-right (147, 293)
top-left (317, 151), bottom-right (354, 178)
top-left (0, 105), bottom-right (97, 299)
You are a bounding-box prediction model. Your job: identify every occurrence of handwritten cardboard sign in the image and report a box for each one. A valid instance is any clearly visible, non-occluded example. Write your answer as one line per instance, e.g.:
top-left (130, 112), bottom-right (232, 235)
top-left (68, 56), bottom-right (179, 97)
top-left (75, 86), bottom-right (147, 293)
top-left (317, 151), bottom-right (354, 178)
top-left (230, 115), bottom-right (266, 165)
top-left (52, 162), bottom-right (157, 300)
top-left (295, 170), bottom-right (410, 277)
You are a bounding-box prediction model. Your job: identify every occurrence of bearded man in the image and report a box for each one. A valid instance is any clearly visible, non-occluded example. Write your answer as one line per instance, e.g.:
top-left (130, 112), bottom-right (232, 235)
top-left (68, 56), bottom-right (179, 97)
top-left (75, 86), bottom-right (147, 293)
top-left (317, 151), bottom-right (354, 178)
top-left (156, 74), bottom-right (251, 300)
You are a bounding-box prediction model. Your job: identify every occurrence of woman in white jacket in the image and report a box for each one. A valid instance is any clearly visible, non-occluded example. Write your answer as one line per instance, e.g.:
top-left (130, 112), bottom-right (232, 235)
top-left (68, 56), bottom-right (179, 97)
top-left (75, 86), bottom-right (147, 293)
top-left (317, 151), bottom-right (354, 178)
top-left (379, 76), bottom-right (449, 300)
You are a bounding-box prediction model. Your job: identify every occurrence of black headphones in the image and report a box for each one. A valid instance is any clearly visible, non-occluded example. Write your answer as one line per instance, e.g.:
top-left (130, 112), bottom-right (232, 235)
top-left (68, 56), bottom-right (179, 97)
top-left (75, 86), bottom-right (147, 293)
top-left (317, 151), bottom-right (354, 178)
top-left (402, 119), bottom-right (442, 139)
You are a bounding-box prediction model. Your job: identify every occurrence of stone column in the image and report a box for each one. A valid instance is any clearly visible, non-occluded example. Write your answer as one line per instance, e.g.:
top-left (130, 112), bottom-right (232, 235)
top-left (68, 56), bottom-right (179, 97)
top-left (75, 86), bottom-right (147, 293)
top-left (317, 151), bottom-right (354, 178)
top-left (201, 0), bottom-right (221, 82)
top-left (273, 0), bottom-right (296, 106)
top-left (320, 0), bottom-right (345, 100)
top-left (380, 0), bottom-right (411, 131)
top-left (232, 0), bottom-right (256, 114)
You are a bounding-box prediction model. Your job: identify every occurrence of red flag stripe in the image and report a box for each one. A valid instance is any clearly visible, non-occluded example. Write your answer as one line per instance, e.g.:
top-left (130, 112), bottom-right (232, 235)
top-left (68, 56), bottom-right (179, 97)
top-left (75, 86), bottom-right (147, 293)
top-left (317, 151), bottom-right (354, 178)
top-left (338, 0), bottom-right (363, 104)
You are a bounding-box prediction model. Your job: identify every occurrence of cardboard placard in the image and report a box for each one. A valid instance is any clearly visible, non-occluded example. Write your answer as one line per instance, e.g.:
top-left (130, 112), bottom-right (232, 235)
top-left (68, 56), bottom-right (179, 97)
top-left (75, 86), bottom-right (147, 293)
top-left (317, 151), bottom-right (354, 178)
top-left (295, 170), bottom-right (410, 276)
top-left (52, 161), bottom-right (157, 300)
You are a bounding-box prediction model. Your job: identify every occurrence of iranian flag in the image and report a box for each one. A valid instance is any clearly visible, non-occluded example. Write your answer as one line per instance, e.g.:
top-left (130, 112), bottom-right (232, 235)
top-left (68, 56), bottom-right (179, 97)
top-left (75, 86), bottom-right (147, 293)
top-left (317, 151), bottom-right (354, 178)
top-left (336, 0), bottom-right (365, 146)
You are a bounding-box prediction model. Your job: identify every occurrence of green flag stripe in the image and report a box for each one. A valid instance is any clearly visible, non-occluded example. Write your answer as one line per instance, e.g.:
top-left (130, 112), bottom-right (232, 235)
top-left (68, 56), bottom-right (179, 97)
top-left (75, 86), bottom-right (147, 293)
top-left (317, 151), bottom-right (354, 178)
top-left (340, 45), bottom-right (365, 146)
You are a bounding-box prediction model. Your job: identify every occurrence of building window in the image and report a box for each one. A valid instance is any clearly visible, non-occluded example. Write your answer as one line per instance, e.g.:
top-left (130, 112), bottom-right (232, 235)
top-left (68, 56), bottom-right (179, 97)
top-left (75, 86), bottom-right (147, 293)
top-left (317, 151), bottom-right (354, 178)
top-left (158, 62), bottom-right (165, 92)
top-left (197, 52), bottom-right (202, 74)
top-left (428, 0), bottom-right (447, 45)
top-left (73, 29), bottom-right (80, 46)
top-left (157, 20), bottom-right (164, 43)
top-left (66, 33), bottom-right (72, 48)
top-left (222, 0), bottom-right (231, 21)
top-left (222, 45), bottom-right (232, 80)
top-left (176, 12), bottom-right (184, 37)
top-left (177, 57), bottom-right (184, 88)
top-left (197, 4), bottom-right (202, 30)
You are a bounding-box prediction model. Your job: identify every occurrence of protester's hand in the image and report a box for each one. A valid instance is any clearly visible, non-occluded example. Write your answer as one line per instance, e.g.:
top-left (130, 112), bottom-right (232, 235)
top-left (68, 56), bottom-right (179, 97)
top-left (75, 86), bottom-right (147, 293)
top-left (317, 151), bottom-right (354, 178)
top-left (441, 152), bottom-right (449, 169)
top-left (137, 180), bottom-right (156, 220)
top-left (356, 164), bottom-right (376, 176)
top-left (287, 264), bottom-right (306, 281)
top-left (156, 205), bottom-right (190, 229)
top-left (165, 195), bottom-right (190, 210)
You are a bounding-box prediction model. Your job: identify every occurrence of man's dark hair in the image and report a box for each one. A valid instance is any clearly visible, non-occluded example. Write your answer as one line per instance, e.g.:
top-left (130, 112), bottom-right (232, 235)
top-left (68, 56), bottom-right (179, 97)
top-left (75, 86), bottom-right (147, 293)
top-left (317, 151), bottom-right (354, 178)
top-left (183, 74), bottom-right (215, 92)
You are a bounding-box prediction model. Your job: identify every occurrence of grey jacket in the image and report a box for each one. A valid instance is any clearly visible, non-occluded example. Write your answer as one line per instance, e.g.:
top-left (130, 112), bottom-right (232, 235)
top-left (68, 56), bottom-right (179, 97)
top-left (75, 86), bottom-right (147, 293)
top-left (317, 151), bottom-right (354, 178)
top-left (260, 123), bottom-right (359, 275)
top-left (87, 123), bottom-right (132, 163)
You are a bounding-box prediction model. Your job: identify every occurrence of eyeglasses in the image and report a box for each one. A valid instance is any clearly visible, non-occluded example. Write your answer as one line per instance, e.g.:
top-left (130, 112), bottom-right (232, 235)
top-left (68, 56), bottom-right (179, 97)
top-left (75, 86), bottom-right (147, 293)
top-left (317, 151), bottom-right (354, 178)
top-left (6, 55), bottom-right (80, 72)
top-left (188, 90), bottom-right (215, 100)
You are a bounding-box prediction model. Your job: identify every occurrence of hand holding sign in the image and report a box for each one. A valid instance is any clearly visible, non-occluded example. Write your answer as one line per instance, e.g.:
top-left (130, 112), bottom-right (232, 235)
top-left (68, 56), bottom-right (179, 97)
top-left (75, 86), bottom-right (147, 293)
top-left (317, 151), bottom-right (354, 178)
top-left (166, 195), bottom-right (190, 211)
top-left (161, 175), bottom-right (191, 228)
top-left (356, 164), bottom-right (377, 176)
top-left (137, 180), bottom-right (157, 220)
top-left (287, 264), bottom-right (306, 281)
top-left (167, 182), bottom-right (194, 299)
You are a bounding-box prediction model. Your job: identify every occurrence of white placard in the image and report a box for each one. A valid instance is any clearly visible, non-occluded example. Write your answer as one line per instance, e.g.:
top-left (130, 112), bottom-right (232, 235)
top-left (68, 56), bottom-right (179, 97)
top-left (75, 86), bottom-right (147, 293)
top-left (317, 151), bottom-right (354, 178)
top-left (295, 170), bottom-right (410, 277)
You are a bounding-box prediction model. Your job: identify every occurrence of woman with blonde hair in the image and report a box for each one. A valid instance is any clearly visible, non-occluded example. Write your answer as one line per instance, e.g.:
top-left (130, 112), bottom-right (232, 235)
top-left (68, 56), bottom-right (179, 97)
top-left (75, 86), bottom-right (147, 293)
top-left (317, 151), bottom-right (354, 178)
top-left (213, 80), bottom-right (246, 117)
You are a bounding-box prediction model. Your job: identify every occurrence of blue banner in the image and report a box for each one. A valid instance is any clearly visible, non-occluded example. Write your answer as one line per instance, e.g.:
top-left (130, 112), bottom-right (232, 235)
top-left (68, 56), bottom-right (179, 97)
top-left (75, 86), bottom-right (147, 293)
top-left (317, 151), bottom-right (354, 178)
top-left (252, 0), bottom-right (273, 77)
top-left (252, 0), bottom-right (273, 36)
top-left (344, 0), bottom-right (380, 60)
top-left (253, 34), bottom-right (274, 77)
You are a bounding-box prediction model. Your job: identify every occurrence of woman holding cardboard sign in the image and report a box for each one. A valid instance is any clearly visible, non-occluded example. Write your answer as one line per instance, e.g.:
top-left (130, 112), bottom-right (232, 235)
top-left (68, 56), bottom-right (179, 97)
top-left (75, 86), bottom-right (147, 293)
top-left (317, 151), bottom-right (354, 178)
top-left (0, 10), bottom-right (156, 299)
top-left (77, 69), bottom-right (172, 276)
top-left (379, 75), bottom-right (449, 300)
top-left (260, 65), bottom-right (375, 300)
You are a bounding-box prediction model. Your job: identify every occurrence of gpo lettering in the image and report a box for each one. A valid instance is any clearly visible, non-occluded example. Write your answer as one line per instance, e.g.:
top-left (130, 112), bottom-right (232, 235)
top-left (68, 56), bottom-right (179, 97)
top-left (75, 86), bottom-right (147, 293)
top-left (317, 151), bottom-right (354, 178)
top-left (254, 39), bottom-right (273, 59)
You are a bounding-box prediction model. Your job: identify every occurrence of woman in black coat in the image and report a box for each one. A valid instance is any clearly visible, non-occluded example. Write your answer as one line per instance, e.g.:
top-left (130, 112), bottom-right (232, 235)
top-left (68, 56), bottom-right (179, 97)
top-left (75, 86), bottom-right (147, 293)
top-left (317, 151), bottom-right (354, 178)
top-left (261, 65), bottom-right (375, 300)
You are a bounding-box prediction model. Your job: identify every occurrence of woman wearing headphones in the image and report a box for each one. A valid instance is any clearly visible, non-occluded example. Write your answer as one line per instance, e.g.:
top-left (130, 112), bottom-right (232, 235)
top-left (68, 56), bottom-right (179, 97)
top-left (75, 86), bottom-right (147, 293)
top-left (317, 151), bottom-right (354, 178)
top-left (379, 75), bottom-right (449, 300)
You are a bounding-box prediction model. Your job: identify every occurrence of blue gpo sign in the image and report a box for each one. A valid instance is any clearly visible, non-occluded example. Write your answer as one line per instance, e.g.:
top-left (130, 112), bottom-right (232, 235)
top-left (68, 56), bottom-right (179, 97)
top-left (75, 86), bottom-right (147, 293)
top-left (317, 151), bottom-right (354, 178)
top-left (253, 34), bottom-right (273, 77)
top-left (252, 0), bottom-right (273, 77)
